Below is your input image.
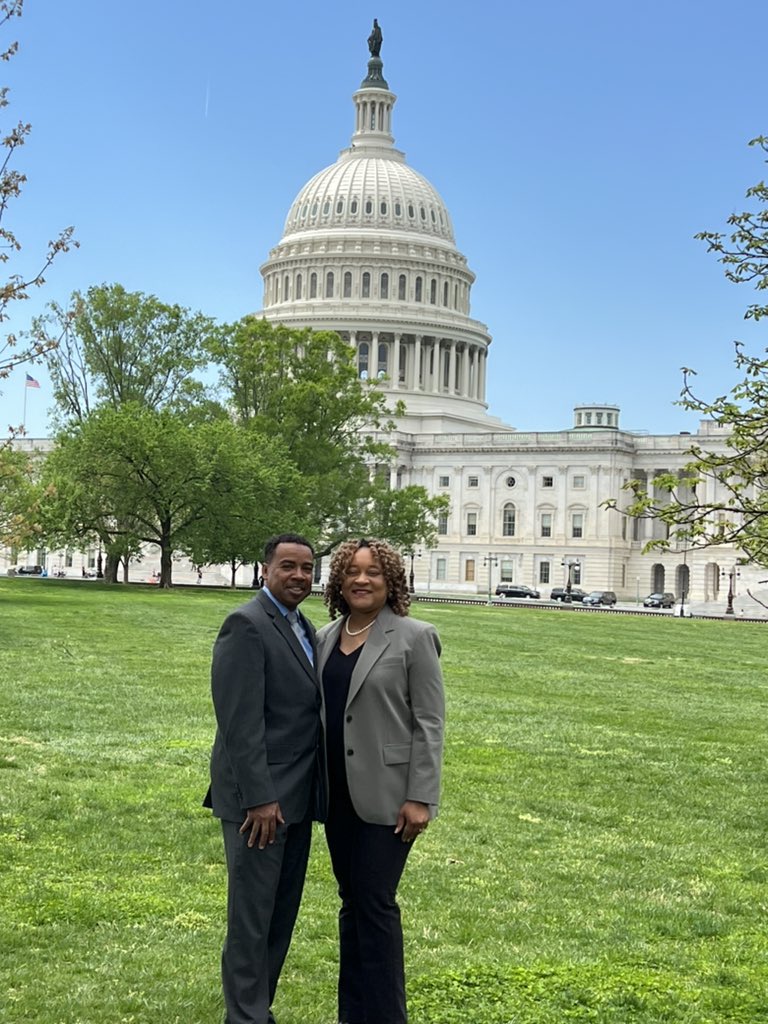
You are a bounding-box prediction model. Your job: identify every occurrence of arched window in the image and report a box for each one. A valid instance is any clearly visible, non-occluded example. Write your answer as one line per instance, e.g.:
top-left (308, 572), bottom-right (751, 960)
top-left (380, 272), bottom-right (389, 299)
top-left (309, 272), bottom-right (318, 299)
top-left (343, 272), bottom-right (352, 298)
top-left (415, 276), bottom-right (423, 302)
top-left (358, 342), bottom-right (369, 379)
top-left (362, 272), bottom-right (371, 298)
top-left (365, 199), bottom-right (373, 214)
top-left (502, 504), bottom-right (516, 537)
top-left (350, 198), bottom-right (358, 215)
top-left (336, 199), bottom-right (344, 214)
top-left (430, 278), bottom-right (437, 304)
top-left (283, 275), bottom-right (290, 301)
top-left (377, 343), bottom-right (388, 378)
top-left (454, 283), bottom-right (458, 308)
top-left (398, 274), bottom-right (407, 300)
top-left (325, 271), bottom-right (334, 298)
top-left (295, 273), bottom-right (302, 300)
top-left (443, 281), bottom-right (449, 305)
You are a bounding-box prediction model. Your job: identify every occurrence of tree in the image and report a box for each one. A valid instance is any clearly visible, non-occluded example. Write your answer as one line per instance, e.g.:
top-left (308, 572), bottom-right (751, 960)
top-left (37, 405), bottom-right (296, 588)
top-left (208, 318), bottom-right (400, 551)
top-left (611, 136), bottom-right (768, 564)
top-left (357, 479), bottom-right (449, 553)
top-left (0, 440), bottom-right (34, 548)
top-left (38, 283), bottom-right (214, 424)
top-left (0, 1), bottom-right (76, 389)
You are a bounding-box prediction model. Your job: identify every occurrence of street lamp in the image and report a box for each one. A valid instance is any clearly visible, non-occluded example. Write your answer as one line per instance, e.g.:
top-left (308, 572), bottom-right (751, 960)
top-left (407, 548), bottom-right (422, 594)
top-left (560, 557), bottom-right (581, 603)
top-left (483, 553), bottom-right (499, 605)
top-left (720, 564), bottom-right (740, 615)
top-left (96, 543), bottom-right (104, 579)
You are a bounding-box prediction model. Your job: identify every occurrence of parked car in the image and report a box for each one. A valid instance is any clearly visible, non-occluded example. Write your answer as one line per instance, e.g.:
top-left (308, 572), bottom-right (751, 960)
top-left (643, 592), bottom-right (675, 609)
top-left (17, 565), bottom-right (44, 575)
top-left (582, 590), bottom-right (617, 606)
top-left (495, 583), bottom-right (541, 599)
top-left (549, 586), bottom-right (587, 602)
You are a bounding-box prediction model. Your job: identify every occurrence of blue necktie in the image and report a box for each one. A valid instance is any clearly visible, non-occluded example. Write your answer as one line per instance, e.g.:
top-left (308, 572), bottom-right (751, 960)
top-left (287, 610), bottom-right (313, 665)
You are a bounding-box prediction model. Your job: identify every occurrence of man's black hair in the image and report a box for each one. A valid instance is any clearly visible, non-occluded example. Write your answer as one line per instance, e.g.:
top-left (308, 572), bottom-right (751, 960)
top-left (263, 533), bottom-right (315, 563)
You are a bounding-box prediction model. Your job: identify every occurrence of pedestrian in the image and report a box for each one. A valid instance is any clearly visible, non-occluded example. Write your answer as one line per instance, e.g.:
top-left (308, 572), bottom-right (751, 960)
top-left (204, 533), bottom-right (323, 1024)
top-left (317, 538), bottom-right (445, 1024)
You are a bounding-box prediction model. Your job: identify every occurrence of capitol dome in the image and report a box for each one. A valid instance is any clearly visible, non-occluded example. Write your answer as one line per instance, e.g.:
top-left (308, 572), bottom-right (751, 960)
top-left (257, 30), bottom-right (494, 431)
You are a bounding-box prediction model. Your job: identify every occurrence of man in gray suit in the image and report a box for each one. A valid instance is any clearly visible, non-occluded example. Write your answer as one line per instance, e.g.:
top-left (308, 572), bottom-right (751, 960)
top-left (204, 533), bottom-right (322, 1024)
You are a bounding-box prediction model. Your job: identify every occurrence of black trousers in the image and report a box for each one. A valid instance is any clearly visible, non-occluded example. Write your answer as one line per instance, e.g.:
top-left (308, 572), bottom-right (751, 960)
top-left (221, 813), bottom-right (312, 1024)
top-left (325, 789), bottom-right (413, 1024)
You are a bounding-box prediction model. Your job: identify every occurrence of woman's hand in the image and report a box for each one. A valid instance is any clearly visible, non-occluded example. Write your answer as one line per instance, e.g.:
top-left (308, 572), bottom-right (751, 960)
top-left (394, 800), bottom-right (430, 843)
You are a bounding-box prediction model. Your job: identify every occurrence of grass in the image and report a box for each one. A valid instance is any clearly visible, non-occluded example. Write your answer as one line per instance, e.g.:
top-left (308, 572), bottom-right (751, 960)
top-left (1, 578), bottom-right (767, 1023)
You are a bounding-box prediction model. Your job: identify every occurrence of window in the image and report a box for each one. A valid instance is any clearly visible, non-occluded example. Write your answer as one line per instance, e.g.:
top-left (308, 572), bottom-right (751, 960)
top-left (505, 475), bottom-right (516, 488)
top-left (309, 272), bottom-right (317, 298)
top-left (415, 276), bottom-right (423, 302)
top-left (572, 513), bottom-right (584, 539)
top-left (395, 201), bottom-right (402, 216)
top-left (541, 513), bottom-right (552, 538)
top-left (500, 558), bottom-right (514, 582)
top-left (362, 272), bottom-right (371, 298)
top-left (325, 271), bottom-right (334, 298)
top-left (539, 562), bottom-right (551, 584)
top-left (466, 512), bottom-right (477, 536)
top-left (572, 563), bottom-right (582, 585)
top-left (358, 342), bottom-right (369, 379)
top-left (502, 503), bottom-right (516, 537)
top-left (468, 476), bottom-right (479, 488)
top-left (437, 512), bottom-right (448, 535)
top-left (436, 558), bottom-right (446, 581)
top-left (542, 476), bottom-right (554, 488)
top-left (295, 273), bottom-right (302, 300)
top-left (343, 271), bottom-right (352, 298)
top-left (377, 343), bottom-right (388, 378)
top-left (380, 201), bottom-right (387, 215)
top-left (336, 199), bottom-right (344, 214)
top-left (430, 278), bottom-right (437, 304)
top-left (438, 475), bottom-right (450, 487)
top-left (572, 475), bottom-right (585, 489)
top-left (322, 200), bottom-right (330, 215)
top-left (283, 275), bottom-right (289, 300)
top-left (465, 559), bottom-right (476, 582)
top-left (365, 199), bottom-right (373, 214)
top-left (443, 281), bottom-right (449, 305)
top-left (398, 274), bottom-right (407, 300)
top-left (350, 199), bottom-right (358, 215)
top-left (65, 549), bottom-right (74, 568)
top-left (380, 272), bottom-right (389, 299)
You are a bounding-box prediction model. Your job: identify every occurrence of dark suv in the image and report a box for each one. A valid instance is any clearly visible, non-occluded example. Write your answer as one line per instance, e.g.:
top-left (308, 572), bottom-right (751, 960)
top-left (582, 590), bottom-right (617, 606)
top-left (495, 583), bottom-right (541, 600)
top-left (17, 565), bottom-right (44, 575)
top-left (549, 587), bottom-right (587, 602)
top-left (643, 592), bottom-right (675, 609)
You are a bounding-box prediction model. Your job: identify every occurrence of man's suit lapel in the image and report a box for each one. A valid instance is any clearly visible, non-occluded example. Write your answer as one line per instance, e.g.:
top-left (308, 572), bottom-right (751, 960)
top-left (256, 591), bottom-right (318, 683)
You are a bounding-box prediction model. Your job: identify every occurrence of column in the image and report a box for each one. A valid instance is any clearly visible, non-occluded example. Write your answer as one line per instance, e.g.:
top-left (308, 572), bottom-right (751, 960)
top-left (372, 331), bottom-right (380, 378)
top-left (461, 344), bottom-right (471, 397)
top-left (432, 339), bottom-right (441, 393)
top-left (413, 335), bottom-right (423, 390)
top-left (448, 341), bottom-right (457, 395)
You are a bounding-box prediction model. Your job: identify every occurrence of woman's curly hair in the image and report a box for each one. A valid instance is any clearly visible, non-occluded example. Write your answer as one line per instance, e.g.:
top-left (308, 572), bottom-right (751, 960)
top-left (324, 538), bottom-right (411, 619)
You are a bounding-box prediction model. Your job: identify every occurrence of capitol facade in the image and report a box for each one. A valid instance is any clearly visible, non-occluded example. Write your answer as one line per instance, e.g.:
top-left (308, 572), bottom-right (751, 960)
top-left (253, 34), bottom-right (751, 608)
top-left (4, 31), bottom-right (760, 610)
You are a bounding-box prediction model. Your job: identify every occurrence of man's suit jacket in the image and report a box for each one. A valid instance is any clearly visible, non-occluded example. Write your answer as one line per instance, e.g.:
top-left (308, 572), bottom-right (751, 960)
top-left (316, 604), bottom-right (444, 826)
top-left (204, 590), bottom-right (322, 824)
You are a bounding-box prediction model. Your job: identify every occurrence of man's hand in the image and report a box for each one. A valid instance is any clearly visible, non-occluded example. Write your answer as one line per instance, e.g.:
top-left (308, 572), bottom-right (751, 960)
top-left (394, 800), bottom-right (430, 843)
top-left (239, 801), bottom-right (285, 849)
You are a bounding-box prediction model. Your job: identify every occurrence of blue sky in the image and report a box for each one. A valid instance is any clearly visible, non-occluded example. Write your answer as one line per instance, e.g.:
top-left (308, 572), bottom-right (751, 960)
top-left (3, 0), bottom-right (766, 436)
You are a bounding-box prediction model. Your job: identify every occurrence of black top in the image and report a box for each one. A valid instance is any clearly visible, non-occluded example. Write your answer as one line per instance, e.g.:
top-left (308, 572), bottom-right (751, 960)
top-left (322, 638), bottom-right (363, 806)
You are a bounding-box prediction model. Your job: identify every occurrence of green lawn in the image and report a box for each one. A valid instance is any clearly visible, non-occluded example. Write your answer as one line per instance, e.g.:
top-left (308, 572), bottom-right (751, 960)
top-left (1, 579), bottom-right (767, 1023)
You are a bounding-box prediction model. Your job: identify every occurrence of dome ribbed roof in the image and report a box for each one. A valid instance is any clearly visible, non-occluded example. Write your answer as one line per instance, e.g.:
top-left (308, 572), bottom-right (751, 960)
top-left (282, 153), bottom-right (455, 244)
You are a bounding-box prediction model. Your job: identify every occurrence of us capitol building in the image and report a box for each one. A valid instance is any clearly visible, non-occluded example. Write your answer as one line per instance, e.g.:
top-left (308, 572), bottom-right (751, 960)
top-left (252, 27), bottom-right (750, 608)
top-left (5, 27), bottom-right (759, 609)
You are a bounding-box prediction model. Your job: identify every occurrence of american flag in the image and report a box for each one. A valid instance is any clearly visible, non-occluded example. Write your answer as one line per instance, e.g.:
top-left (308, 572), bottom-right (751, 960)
top-left (25, 373), bottom-right (40, 389)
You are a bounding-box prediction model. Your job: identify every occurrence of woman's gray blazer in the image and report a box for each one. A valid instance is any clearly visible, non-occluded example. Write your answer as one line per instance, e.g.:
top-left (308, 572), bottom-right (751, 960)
top-left (316, 604), bottom-right (445, 825)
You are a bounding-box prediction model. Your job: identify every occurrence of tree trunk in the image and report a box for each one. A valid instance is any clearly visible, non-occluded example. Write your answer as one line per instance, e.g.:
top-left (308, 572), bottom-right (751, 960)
top-left (230, 559), bottom-right (237, 588)
top-left (122, 556), bottom-right (130, 583)
top-left (103, 551), bottom-right (119, 584)
top-left (159, 524), bottom-right (173, 588)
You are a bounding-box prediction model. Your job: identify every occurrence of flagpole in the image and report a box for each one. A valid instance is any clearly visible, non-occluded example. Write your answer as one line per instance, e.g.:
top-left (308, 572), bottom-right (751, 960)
top-left (22, 376), bottom-right (27, 430)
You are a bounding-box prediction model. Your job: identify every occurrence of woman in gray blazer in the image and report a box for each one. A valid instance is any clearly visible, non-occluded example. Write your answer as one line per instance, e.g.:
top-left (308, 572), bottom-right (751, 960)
top-left (316, 538), bottom-right (445, 1024)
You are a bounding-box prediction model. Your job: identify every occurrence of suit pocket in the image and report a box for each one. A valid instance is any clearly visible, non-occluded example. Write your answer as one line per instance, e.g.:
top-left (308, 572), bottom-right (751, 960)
top-left (383, 742), bottom-right (412, 765)
top-left (267, 746), bottom-right (295, 763)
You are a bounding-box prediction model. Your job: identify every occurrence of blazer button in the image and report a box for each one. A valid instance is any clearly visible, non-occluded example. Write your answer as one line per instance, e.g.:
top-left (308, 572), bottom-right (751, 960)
top-left (346, 715), bottom-right (352, 723)
top-left (346, 749), bottom-right (354, 756)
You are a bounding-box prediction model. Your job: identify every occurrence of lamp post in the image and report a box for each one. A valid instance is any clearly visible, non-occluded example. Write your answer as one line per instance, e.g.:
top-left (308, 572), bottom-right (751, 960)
top-left (560, 557), bottom-right (581, 603)
top-left (407, 548), bottom-right (422, 594)
top-left (483, 553), bottom-right (499, 605)
top-left (720, 564), bottom-right (740, 615)
top-left (96, 543), bottom-right (104, 579)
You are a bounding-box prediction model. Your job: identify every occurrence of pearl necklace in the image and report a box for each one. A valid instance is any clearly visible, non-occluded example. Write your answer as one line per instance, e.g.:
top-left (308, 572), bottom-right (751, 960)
top-left (344, 616), bottom-right (377, 637)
